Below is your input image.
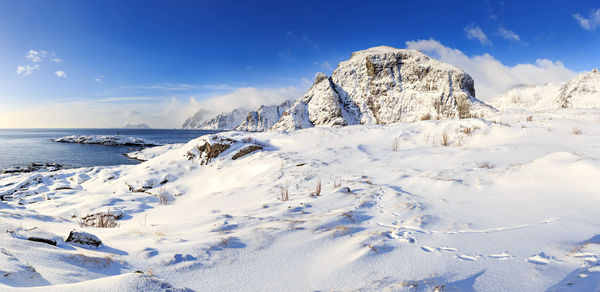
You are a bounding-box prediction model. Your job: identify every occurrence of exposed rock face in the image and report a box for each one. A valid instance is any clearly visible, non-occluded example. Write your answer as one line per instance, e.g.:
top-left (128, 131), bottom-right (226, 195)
top-left (182, 109), bottom-right (215, 129)
top-left (236, 100), bottom-right (294, 131)
top-left (557, 69), bottom-right (600, 109)
top-left (272, 46), bottom-right (495, 131)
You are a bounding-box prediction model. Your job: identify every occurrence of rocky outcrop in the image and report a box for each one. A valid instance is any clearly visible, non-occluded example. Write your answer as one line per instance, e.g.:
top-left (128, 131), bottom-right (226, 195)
top-left (184, 135), bottom-right (264, 165)
top-left (272, 46), bottom-right (495, 131)
top-left (66, 231), bottom-right (102, 247)
top-left (236, 100), bottom-right (294, 131)
top-left (53, 135), bottom-right (160, 146)
top-left (557, 69), bottom-right (600, 109)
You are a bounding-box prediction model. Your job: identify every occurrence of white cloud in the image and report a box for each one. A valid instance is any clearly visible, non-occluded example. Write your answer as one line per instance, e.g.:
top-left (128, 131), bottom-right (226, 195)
top-left (26, 50), bottom-right (47, 63)
top-left (573, 8), bottom-right (600, 31)
top-left (16, 64), bottom-right (40, 76)
top-left (54, 70), bottom-right (67, 78)
top-left (51, 57), bottom-right (62, 63)
top-left (498, 27), bottom-right (520, 41)
top-left (94, 76), bottom-right (104, 83)
top-left (464, 24), bottom-right (491, 45)
top-left (405, 39), bottom-right (577, 100)
top-left (0, 86), bottom-right (304, 128)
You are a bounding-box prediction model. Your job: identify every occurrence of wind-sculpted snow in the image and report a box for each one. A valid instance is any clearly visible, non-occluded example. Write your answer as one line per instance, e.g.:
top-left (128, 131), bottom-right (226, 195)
top-left (273, 46), bottom-right (495, 131)
top-left (4, 109), bottom-right (600, 290)
top-left (53, 135), bottom-right (161, 146)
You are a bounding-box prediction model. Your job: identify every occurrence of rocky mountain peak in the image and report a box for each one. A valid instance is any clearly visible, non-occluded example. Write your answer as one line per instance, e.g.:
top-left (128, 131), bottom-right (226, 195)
top-left (272, 46), bottom-right (494, 131)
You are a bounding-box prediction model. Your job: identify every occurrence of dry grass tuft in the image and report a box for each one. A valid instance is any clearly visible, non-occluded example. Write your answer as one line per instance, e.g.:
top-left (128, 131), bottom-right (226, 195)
top-left (158, 187), bottom-right (169, 205)
top-left (441, 132), bottom-right (450, 146)
top-left (311, 179), bottom-right (322, 197)
top-left (571, 127), bottom-right (583, 135)
top-left (478, 162), bottom-right (496, 169)
top-left (280, 181), bottom-right (290, 201)
top-left (420, 113), bottom-right (432, 121)
top-left (333, 177), bottom-right (342, 188)
top-left (392, 137), bottom-right (400, 151)
top-left (526, 115), bottom-right (533, 122)
top-left (79, 209), bottom-right (121, 228)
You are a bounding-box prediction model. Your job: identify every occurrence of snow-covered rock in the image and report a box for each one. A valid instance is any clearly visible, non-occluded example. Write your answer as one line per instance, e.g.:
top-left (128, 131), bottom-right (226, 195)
top-left (236, 100), bottom-right (294, 131)
top-left (53, 135), bottom-right (160, 146)
top-left (557, 68), bottom-right (600, 109)
top-left (65, 231), bottom-right (102, 247)
top-left (488, 83), bottom-right (563, 111)
top-left (272, 46), bottom-right (495, 131)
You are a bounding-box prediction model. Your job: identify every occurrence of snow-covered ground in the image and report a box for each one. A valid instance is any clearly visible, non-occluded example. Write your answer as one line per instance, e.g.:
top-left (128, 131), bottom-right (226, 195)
top-left (2, 109), bottom-right (600, 291)
top-left (53, 135), bottom-right (161, 146)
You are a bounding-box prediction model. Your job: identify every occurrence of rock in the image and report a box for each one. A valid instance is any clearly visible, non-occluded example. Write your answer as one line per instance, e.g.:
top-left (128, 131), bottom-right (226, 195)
top-left (27, 237), bottom-right (57, 246)
top-left (232, 145), bottom-right (263, 160)
top-left (53, 135), bottom-right (160, 146)
top-left (236, 100), bottom-right (294, 131)
top-left (66, 231), bottom-right (102, 247)
top-left (272, 46), bottom-right (495, 131)
top-left (185, 136), bottom-right (235, 165)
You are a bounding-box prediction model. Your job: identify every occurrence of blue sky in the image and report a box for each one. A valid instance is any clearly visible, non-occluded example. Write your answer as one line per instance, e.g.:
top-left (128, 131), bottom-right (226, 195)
top-left (0, 0), bottom-right (598, 128)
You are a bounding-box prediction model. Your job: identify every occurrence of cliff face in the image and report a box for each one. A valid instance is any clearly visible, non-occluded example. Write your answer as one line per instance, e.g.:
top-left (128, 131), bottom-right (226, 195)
top-left (236, 100), bottom-right (294, 132)
top-left (273, 46), bottom-right (495, 131)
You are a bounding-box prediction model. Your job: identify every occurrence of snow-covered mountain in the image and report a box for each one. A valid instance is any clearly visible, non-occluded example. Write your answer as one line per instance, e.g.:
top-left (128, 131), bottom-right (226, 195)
top-left (487, 83), bottom-right (563, 111)
top-left (192, 108), bottom-right (248, 130)
top-left (181, 109), bottom-right (216, 129)
top-left (236, 99), bottom-right (294, 131)
top-left (272, 46), bottom-right (495, 131)
top-left (557, 68), bottom-right (600, 109)
top-left (489, 69), bottom-right (600, 111)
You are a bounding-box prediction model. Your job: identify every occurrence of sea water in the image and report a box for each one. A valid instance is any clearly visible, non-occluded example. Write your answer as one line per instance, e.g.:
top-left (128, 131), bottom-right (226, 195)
top-left (0, 128), bottom-right (219, 170)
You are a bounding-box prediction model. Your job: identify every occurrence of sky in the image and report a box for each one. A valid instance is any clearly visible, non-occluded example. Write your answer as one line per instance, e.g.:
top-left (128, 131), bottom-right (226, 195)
top-left (0, 0), bottom-right (598, 128)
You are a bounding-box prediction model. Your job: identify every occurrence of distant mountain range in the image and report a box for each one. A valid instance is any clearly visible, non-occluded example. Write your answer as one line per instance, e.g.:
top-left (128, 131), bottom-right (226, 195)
top-left (123, 123), bottom-right (151, 129)
top-left (182, 100), bottom-right (295, 131)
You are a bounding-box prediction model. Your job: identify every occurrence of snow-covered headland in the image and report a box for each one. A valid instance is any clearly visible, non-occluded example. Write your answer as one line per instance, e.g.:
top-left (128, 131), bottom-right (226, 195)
top-left (1, 47), bottom-right (600, 290)
top-left (53, 135), bottom-right (161, 146)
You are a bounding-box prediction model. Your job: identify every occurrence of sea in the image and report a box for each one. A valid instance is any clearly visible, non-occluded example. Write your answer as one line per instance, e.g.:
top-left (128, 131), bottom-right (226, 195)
top-left (0, 128), bottom-right (219, 170)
